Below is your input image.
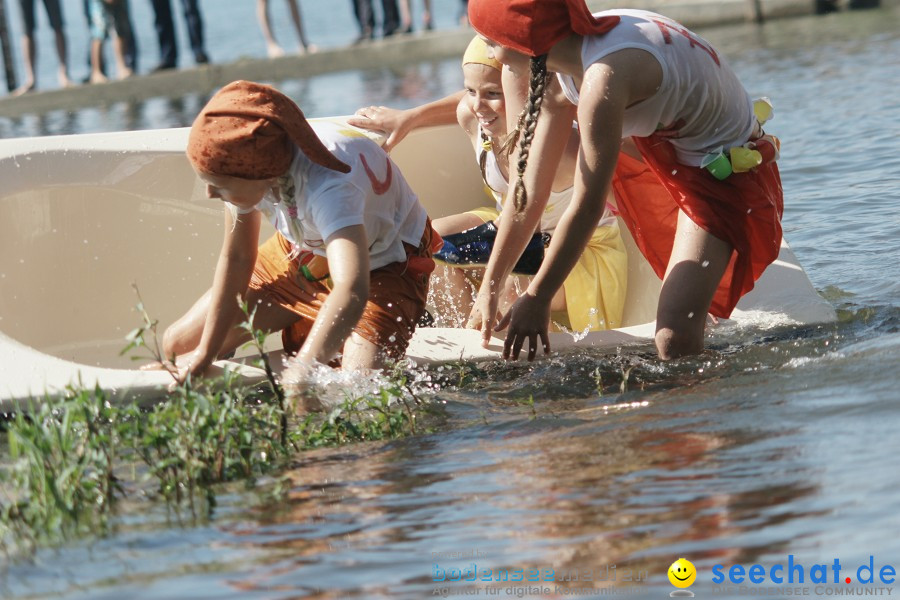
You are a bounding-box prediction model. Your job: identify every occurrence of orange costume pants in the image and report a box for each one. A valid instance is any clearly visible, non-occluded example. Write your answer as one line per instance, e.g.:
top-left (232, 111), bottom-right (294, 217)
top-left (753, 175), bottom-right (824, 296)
top-left (249, 223), bottom-right (441, 360)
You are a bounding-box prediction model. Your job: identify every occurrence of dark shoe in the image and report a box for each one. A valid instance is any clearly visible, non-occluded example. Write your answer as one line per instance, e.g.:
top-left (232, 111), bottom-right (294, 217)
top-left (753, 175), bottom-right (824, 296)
top-left (194, 51), bottom-right (209, 65)
top-left (434, 221), bottom-right (549, 275)
top-left (151, 62), bottom-right (176, 73)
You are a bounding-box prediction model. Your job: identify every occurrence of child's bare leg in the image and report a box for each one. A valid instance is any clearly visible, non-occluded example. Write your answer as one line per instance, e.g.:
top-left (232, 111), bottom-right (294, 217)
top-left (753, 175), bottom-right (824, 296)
top-left (89, 40), bottom-right (107, 83)
top-left (422, 0), bottom-right (432, 29)
top-left (430, 265), bottom-right (476, 327)
top-left (655, 210), bottom-right (732, 360)
top-left (256, 0), bottom-right (284, 57)
top-left (162, 287), bottom-right (298, 363)
top-left (54, 29), bottom-right (71, 87)
top-left (340, 332), bottom-right (385, 371)
top-left (113, 35), bottom-right (132, 79)
top-left (13, 36), bottom-right (36, 95)
top-left (286, 0), bottom-right (314, 52)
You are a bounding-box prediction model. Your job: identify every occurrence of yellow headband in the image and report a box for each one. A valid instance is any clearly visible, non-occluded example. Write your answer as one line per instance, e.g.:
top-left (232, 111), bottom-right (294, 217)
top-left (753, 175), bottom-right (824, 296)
top-left (462, 36), bottom-right (502, 71)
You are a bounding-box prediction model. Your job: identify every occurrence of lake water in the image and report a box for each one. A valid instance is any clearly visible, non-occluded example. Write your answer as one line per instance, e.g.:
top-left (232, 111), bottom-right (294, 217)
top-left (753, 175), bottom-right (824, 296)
top-left (0, 0), bottom-right (467, 102)
top-left (3, 3), bottom-right (900, 599)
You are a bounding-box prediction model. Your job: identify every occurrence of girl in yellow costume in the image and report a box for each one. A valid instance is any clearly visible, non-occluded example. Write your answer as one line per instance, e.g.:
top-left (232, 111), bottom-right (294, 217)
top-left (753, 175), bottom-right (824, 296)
top-left (350, 37), bottom-right (626, 333)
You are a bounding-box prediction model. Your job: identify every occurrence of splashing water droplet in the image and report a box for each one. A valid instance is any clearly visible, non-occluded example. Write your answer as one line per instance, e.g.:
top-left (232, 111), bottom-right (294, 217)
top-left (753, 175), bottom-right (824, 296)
top-left (687, 312), bottom-right (695, 319)
top-left (701, 260), bottom-right (709, 268)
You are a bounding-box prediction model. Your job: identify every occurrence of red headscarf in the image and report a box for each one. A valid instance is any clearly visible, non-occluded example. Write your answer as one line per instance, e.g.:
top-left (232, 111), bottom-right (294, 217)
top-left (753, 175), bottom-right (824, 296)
top-left (187, 80), bottom-right (350, 180)
top-left (468, 0), bottom-right (619, 57)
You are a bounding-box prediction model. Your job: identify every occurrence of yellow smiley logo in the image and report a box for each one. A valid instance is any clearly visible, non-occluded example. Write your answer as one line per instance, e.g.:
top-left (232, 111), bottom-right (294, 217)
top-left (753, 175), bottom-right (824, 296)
top-left (668, 558), bottom-right (697, 588)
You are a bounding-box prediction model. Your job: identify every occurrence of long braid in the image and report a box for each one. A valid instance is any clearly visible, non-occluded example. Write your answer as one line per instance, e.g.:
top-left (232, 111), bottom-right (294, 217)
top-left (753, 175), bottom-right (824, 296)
top-left (512, 54), bottom-right (549, 213)
top-left (498, 107), bottom-right (526, 157)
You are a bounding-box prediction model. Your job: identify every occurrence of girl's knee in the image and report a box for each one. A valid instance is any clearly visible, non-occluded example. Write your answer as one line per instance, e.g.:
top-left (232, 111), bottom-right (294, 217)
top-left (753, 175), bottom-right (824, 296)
top-left (160, 326), bottom-right (176, 360)
top-left (654, 327), bottom-right (703, 360)
top-left (161, 320), bottom-right (198, 360)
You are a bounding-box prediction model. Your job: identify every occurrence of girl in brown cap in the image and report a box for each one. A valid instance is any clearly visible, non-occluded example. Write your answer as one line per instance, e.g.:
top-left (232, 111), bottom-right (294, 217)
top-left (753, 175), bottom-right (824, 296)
top-left (162, 80), bottom-right (440, 383)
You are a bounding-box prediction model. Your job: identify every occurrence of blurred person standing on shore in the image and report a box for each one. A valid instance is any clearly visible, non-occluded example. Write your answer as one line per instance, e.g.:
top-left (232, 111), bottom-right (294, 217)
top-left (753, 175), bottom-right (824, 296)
top-left (13, 0), bottom-right (71, 95)
top-left (257, 0), bottom-right (316, 57)
top-left (87, 0), bottom-right (134, 82)
top-left (352, 0), bottom-right (399, 42)
top-left (149, 0), bottom-right (208, 70)
top-left (398, 0), bottom-right (431, 33)
top-left (81, 0), bottom-right (136, 81)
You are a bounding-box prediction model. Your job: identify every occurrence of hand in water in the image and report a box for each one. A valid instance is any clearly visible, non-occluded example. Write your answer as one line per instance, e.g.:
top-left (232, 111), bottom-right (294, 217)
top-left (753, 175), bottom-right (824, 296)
top-left (347, 106), bottom-right (412, 152)
top-left (497, 291), bottom-right (551, 361)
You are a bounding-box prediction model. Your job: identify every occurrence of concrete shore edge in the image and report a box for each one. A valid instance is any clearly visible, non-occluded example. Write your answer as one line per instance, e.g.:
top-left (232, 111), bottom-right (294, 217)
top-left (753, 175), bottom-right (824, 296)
top-left (0, 0), bottom-right (893, 119)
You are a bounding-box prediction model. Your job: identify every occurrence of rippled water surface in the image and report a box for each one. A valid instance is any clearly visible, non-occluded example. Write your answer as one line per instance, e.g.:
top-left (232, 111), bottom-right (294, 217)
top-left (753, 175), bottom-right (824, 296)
top-left (3, 4), bottom-right (900, 599)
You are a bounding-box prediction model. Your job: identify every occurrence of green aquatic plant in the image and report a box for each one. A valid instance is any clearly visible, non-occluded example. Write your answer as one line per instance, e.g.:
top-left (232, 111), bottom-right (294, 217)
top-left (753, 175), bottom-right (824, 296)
top-left (0, 293), bottom-right (431, 557)
top-left (0, 385), bottom-right (125, 554)
top-left (293, 370), bottom-right (423, 449)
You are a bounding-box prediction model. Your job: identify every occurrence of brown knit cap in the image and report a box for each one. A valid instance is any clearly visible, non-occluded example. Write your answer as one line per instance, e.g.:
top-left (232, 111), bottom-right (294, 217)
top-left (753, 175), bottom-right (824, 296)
top-left (187, 80), bottom-right (351, 179)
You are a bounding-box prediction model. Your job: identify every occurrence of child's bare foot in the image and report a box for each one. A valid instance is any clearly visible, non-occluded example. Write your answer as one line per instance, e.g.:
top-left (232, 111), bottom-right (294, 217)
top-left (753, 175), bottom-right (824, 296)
top-left (11, 81), bottom-right (35, 97)
top-left (266, 42), bottom-right (285, 58)
top-left (90, 71), bottom-right (108, 84)
top-left (117, 68), bottom-right (133, 80)
top-left (299, 43), bottom-right (318, 55)
top-left (58, 72), bottom-right (73, 88)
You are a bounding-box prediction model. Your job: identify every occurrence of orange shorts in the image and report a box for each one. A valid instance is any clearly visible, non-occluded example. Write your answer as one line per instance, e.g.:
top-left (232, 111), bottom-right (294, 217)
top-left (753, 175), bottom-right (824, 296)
top-left (611, 134), bottom-right (784, 319)
top-left (249, 223), bottom-right (441, 360)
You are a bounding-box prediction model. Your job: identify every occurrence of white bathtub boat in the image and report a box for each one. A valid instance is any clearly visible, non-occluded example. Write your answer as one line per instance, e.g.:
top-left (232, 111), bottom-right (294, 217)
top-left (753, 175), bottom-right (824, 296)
top-left (0, 121), bottom-right (836, 408)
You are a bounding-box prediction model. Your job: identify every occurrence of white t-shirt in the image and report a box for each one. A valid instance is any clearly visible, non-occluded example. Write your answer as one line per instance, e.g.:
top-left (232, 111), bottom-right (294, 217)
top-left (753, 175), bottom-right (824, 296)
top-left (476, 126), bottom-right (618, 231)
top-left (233, 120), bottom-right (427, 271)
top-left (556, 9), bottom-right (756, 166)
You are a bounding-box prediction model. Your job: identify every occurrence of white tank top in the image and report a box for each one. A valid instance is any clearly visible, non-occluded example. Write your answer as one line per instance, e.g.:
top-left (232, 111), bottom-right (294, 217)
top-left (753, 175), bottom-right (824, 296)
top-left (476, 127), bottom-right (616, 232)
top-left (557, 9), bottom-right (756, 166)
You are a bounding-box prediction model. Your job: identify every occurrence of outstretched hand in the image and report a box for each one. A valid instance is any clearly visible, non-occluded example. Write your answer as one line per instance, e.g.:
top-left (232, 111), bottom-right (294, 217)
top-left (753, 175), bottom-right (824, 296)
top-left (466, 290), bottom-right (502, 349)
top-left (347, 105), bottom-right (412, 152)
top-left (497, 292), bottom-right (551, 361)
top-left (140, 353), bottom-right (214, 390)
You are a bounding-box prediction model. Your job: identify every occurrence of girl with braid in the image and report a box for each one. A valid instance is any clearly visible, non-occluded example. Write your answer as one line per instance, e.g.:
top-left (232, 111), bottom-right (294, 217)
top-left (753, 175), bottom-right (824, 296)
top-left (466, 0), bottom-right (784, 360)
top-left (350, 36), bottom-right (626, 331)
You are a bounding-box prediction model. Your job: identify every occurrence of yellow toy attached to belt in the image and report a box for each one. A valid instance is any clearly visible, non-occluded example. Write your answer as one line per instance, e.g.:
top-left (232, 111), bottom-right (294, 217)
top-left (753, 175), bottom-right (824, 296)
top-left (702, 98), bottom-right (781, 180)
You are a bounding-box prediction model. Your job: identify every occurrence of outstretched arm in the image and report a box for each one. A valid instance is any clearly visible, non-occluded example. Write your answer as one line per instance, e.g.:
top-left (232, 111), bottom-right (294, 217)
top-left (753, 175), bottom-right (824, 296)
top-left (500, 49), bottom-right (660, 360)
top-left (348, 90), bottom-right (464, 151)
top-left (181, 208), bottom-right (262, 380)
top-left (294, 224), bottom-right (370, 365)
top-left (467, 69), bottom-right (575, 349)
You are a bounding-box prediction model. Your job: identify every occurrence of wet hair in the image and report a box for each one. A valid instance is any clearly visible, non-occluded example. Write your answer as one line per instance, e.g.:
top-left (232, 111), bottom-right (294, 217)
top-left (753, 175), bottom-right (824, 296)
top-left (510, 54), bottom-right (549, 213)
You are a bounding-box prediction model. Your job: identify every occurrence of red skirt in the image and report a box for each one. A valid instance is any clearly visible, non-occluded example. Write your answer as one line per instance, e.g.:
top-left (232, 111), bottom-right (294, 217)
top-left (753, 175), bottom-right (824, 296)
top-left (610, 134), bottom-right (784, 318)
